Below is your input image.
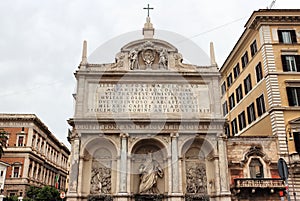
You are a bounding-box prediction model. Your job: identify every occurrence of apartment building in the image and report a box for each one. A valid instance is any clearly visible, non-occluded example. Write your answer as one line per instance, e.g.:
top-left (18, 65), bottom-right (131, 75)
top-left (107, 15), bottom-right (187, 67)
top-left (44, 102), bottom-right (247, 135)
top-left (0, 114), bottom-right (70, 197)
top-left (220, 9), bottom-right (300, 200)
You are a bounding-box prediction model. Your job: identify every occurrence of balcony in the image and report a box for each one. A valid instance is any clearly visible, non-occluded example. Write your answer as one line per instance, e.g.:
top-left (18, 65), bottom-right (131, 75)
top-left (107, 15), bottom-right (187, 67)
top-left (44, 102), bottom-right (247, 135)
top-left (234, 178), bottom-right (285, 189)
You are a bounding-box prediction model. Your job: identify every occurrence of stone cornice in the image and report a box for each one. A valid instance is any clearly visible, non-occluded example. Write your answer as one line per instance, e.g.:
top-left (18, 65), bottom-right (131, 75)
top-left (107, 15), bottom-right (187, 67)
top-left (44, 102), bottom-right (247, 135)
top-left (247, 15), bottom-right (300, 30)
top-left (0, 114), bottom-right (70, 154)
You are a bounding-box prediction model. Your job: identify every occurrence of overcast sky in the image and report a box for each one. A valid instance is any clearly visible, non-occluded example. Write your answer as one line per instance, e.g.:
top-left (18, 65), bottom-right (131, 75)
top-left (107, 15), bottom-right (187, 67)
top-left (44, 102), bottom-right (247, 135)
top-left (1, 0), bottom-right (299, 147)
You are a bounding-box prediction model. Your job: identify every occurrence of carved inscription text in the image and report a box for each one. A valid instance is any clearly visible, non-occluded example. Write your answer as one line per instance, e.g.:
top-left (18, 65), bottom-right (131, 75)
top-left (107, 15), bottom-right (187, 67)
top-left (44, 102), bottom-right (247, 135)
top-left (88, 83), bottom-right (210, 115)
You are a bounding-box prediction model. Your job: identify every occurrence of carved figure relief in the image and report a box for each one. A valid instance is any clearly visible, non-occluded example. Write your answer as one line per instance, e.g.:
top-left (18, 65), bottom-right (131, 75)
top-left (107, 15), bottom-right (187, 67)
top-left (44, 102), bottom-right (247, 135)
top-left (112, 53), bottom-right (125, 69)
top-left (186, 164), bottom-right (207, 194)
top-left (139, 152), bottom-right (164, 194)
top-left (90, 161), bottom-right (112, 194)
top-left (129, 49), bottom-right (138, 70)
top-left (158, 49), bottom-right (168, 69)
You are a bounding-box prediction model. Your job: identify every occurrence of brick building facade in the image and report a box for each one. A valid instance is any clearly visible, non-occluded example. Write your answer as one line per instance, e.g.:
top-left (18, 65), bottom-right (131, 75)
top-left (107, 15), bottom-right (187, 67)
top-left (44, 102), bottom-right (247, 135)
top-left (0, 114), bottom-right (70, 197)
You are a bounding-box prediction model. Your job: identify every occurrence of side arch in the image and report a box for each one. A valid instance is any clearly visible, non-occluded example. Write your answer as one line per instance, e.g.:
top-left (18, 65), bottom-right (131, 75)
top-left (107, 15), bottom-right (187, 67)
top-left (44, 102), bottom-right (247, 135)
top-left (80, 136), bottom-right (118, 196)
top-left (180, 136), bottom-right (216, 197)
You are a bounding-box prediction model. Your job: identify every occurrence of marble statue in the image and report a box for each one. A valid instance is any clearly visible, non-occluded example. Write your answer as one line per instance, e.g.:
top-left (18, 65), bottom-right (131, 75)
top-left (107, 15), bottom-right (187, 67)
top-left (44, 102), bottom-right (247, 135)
top-left (139, 152), bottom-right (164, 194)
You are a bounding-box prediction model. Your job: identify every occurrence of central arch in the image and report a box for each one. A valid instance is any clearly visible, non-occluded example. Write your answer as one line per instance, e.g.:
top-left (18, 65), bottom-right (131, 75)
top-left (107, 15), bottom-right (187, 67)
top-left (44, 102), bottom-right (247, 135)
top-left (130, 138), bottom-right (168, 194)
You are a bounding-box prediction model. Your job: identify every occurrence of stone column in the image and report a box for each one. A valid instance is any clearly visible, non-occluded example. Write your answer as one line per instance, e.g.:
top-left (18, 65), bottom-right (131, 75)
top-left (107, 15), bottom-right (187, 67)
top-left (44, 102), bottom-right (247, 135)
top-left (77, 157), bottom-right (84, 194)
top-left (35, 163), bottom-right (39, 180)
top-left (68, 133), bottom-right (80, 194)
top-left (119, 133), bottom-right (129, 193)
top-left (171, 133), bottom-right (179, 193)
top-left (30, 161), bottom-right (35, 179)
top-left (217, 135), bottom-right (231, 200)
top-left (40, 166), bottom-right (44, 181)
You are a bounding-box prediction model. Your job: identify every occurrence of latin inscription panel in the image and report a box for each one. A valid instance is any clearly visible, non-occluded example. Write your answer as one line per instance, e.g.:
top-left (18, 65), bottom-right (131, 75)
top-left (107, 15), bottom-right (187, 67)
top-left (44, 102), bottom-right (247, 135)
top-left (87, 83), bottom-right (210, 117)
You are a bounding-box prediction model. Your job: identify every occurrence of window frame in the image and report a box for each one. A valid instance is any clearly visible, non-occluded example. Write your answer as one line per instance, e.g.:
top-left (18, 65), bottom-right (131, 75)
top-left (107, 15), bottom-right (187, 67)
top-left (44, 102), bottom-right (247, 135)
top-left (229, 93), bottom-right (235, 110)
top-left (221, 82), bottom-right (226, 95)
top-left (233, 63), bottom-right (240, 79)
top-left (293, 132), bottom-right (300, 153)
top-left (287, 87), bottom-right (300, 106)
top-left (244, 74), bottom-right (252, 95)
top-left (256, 94), bottom-right (266, 117)
top-left (250, 40), bottom-right (258, 57)
top-left (227, 73), bottom-right (233, 88)
top-left (255, 62), bottom-right (263, 83)
top-left (247, 102), bottom-right (256, 124)
top-left (241, 51), bottom-right (249, 68)
top-left (236, 84), bottom-right (243, 103)
top-left (249, 158), bottom-right (264, 178)
top-left (238, 111), bottom-right (246, 131)
top-left (222, 101), bottom-right (228, 116)
top-left (17, 134), bottom-right (25, 147)
top-left (12, 166), bottom-right (21, 178)
top-left (231, 118), bottom-right (238, 135)
top-left (281, 55), bottom-right (300, 72)
top-left (278, 30), bottom-right (297, 44)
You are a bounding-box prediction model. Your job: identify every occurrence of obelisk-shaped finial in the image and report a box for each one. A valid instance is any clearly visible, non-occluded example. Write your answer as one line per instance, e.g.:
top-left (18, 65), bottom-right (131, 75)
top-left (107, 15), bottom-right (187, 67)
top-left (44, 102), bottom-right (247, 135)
top-left (81, 40), bottom-right (87, 66)
top-left (210, 42), bottom-right (217, 66)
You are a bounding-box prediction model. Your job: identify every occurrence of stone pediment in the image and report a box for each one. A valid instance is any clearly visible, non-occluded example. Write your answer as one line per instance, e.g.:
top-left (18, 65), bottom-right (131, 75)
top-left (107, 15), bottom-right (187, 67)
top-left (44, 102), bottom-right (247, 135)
top-left (108, 39), bottom-right (198, 72)
top-left (289, 117), bottom-right (300, 124)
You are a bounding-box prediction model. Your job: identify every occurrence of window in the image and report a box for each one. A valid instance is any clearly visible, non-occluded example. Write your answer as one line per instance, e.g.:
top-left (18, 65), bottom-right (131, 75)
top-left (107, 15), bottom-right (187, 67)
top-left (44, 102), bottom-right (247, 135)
top-left (225, 124), bottom-right (230, 136)
top-left (244, 75), bottom-right (252, 94)
top-left (221, 82), bottom-right (226, 95)
top-left (222, 101), bottom-right (228, 116)
top-left (238, 111), bottom-right (246, 131)
top-left (0, 171), bottom-right (3, 177)
top-left (236, 85), bottom-right (243, 103)
top-left (250, 40), bottom-right (258, 57)
top-left (247, 103), bottom-right (256, 124)
top-left (17, 136), bottom-right (24, 146)
top-left (13, 166), bottom-right (20, 178)
top-left (241, 51), bottom-right (249, 68)
top-left (249, 158), bottom-right (264, 178)
top-left (278, 30), bottom-right (297, 44)
top-left (287, 87), bottom-right (300, 106)
top-left (229, 94), bottom-right (235, 110)
top-left (256, 95), bottom-right (266, 117)
top-left (233, 63), bottom-right (240, 79)
top-left (281, 55), bottom-right (300, 72)
top-left (227, 73), bottom-right (233, 88)
top-left (231, 118), bottom-right (238, 135)
top-left (255, 62), bottom-right (263, 82)
top-left (293, 132), bottom-right (300, 153)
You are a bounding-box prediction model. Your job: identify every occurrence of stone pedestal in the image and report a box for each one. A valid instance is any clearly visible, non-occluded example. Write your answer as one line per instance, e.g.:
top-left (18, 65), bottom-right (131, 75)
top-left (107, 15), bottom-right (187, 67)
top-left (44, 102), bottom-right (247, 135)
top-left (134, 194), bottom-right (164, 201)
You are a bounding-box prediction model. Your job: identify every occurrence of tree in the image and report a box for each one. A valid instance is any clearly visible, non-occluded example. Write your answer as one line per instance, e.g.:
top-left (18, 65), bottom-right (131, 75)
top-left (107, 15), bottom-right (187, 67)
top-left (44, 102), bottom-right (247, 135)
top-left (0, 129), bottom-right (8, 158)
top-left (37, 186), bottom-right (60, 201)
top-left (26, 185), bottom-right (60, 201)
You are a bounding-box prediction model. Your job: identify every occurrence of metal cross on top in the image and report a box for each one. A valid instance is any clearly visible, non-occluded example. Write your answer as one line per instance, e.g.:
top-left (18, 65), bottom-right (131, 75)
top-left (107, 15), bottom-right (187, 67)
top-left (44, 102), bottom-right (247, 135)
top-left (143, 4), bottom-right (154, 17)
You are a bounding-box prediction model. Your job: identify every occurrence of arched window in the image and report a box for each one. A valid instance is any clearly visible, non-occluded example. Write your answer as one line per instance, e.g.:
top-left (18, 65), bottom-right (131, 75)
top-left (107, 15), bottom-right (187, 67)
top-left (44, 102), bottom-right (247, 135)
top-left (249, 158), bottom-right (264, 178)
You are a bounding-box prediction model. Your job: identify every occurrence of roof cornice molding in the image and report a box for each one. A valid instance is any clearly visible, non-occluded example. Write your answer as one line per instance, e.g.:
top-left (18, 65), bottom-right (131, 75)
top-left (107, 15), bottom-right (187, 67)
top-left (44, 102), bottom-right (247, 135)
top-left (247, 15), bottom-right (300, 30)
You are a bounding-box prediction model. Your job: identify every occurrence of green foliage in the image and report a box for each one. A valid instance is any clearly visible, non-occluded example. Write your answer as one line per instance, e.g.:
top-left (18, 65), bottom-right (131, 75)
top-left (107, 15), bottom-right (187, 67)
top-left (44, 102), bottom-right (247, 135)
top-left (26, 186), bottom-right (40, 200)
top-left (25, 185), bottom-right (60, 201)
top-left (4, 196), bottom-right (18, 201)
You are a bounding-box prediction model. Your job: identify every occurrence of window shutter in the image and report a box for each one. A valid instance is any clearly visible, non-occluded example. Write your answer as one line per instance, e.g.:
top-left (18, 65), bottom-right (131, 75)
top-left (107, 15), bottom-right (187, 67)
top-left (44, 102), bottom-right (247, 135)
top-left (287, 87), bottom-right (294, 106)
top-left (281, 55), bottom-right (288, 71)
top-left (293, 132), bottom-right (300, 153)
top-left (291, 30), bottom-right (297, 43)
top-left (295, 55), bottom-right (300, 72)
top-left (256, 98), bottom-right (262, 116)
top-left (278, 30), bottom-right (283, 43)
